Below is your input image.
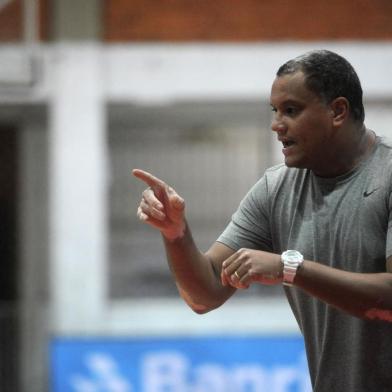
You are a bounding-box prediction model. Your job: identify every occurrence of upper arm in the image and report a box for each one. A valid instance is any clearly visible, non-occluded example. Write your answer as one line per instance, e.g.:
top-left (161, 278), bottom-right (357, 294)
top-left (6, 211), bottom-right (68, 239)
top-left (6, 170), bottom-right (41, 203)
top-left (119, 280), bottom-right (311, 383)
top-left (205, 241), bottom-right (237, 279)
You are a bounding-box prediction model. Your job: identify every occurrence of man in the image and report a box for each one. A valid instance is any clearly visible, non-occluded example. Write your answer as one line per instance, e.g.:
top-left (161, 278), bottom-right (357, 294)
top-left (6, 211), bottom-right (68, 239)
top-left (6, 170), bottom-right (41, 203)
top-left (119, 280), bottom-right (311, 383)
top-left (133, 50), bottom-right (392, 391)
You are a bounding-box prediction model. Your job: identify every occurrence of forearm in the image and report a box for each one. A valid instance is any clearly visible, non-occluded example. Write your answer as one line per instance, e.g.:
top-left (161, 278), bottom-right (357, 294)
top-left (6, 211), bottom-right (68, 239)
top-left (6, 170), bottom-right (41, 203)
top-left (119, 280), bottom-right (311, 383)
top-left (163, 223), bottom-right (234, 313)
top-left (295, 260), bottom-right (392, 322)
top-left (132, 169), bottom-right (235, 312)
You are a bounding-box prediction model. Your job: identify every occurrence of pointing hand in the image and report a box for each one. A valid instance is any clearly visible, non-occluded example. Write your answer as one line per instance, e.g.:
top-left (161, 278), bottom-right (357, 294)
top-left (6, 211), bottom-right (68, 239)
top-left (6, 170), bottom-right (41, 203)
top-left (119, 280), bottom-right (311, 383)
top-left (133, 169), bottom-right (186, 241)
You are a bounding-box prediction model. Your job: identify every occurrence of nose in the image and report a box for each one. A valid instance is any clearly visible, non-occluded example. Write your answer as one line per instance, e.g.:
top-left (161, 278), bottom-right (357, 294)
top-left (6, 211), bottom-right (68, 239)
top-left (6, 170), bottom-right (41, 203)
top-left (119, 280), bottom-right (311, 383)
top-left (271, 116), bottom-right (287, 134)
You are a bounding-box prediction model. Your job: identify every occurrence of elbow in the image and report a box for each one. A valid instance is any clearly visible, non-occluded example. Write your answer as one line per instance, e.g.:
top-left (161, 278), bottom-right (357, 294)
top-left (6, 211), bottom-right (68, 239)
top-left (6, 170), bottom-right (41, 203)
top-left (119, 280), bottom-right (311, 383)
top-left (181, 294), bottom-right (223, 314)
top-left (189, 303), bottom-right (212, 314)
top-left (186, 299), bottom-right (222, 314)
top-left (178, 287), bottom-right (225, 314)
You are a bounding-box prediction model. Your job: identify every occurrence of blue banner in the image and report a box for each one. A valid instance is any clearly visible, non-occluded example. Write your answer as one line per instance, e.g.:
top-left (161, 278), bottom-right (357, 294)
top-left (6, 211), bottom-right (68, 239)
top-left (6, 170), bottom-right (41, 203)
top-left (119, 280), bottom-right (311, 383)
top-left (51, 335), bottom-right (311, 392)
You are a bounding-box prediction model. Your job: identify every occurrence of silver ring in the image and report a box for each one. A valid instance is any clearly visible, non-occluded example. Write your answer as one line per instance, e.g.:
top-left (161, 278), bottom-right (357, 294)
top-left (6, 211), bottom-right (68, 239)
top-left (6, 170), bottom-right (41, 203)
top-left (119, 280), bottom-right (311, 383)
top-left (234, 271), bottom-right (240, 279)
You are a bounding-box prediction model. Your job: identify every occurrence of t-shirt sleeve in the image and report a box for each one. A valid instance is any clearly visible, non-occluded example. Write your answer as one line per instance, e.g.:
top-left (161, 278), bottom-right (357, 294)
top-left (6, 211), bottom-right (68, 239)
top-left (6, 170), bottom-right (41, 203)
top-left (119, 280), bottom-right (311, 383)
top-left (217, 175), bottom-right (272, 252)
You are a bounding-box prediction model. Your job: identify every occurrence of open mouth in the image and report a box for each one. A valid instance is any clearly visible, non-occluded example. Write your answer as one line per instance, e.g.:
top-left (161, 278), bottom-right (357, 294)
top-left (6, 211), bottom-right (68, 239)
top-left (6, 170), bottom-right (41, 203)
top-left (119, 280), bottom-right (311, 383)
top-left (282, 140), bottom-right (295, 148)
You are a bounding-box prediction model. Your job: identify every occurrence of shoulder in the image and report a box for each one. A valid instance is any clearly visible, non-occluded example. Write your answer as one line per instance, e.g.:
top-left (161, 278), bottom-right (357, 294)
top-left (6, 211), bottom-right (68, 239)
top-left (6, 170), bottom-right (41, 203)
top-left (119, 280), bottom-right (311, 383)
top-left (364, 135), bottom-right (392, 197)
top-left (242, 164), bottom-right (309, 210)
top-left (247, 164), bottom-right (288, 197)
top-left (369, 136), bottom-right (392, 176)
top-left (263, 163), bottom-right (308, 192)
top-left (374, 135), bottom-right (392, 157)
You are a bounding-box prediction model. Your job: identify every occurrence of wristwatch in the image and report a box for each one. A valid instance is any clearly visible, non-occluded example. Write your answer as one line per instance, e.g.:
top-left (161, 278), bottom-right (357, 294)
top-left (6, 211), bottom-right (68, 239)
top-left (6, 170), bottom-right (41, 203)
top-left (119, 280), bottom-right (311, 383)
top-left (281, 250), bottom-right (304, 287)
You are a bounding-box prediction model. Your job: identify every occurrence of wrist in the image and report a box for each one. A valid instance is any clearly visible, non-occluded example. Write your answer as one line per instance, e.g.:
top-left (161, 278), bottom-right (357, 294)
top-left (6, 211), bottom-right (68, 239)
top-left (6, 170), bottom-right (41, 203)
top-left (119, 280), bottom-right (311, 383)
top-left (162, 222), bottom-right (186, 242)
top-left (281, 250), bottom-right (304, 287)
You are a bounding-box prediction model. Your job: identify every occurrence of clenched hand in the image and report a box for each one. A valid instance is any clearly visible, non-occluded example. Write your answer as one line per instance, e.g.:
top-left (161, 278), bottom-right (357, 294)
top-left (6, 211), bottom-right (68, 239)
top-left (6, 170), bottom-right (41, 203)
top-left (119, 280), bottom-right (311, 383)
top-left (221, 248), bottom-right (283, 289)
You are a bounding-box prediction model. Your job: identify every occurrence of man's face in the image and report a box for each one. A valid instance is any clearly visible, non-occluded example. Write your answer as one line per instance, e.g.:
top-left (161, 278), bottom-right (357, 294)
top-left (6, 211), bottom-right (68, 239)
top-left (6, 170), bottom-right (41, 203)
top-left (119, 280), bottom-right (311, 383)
top-left (270, 71), bottom-right (334, 175)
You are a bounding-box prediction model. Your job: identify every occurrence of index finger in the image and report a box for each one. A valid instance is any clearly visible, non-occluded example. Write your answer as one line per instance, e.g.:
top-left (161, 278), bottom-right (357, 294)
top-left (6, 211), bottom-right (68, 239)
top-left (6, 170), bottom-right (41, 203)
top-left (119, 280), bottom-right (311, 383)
top-left (221, 250), bottom-right (240, 269)
top-left (132, 169), bottom-right (166, 190)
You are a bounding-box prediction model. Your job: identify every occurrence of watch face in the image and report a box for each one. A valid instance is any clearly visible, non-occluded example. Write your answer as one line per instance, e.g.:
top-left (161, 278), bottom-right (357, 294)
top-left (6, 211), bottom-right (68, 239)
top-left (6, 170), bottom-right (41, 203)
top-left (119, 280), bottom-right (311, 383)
top-left (283, 250), bottom-right (302, 262)
top-left (282, 250), bottom-right (304, 287)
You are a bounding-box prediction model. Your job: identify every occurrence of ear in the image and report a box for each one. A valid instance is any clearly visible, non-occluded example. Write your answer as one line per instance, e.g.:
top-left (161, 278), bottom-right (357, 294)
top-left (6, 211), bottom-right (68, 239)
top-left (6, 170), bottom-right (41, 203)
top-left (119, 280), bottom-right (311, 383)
top-left (330, 97), bottom-right (349, 126)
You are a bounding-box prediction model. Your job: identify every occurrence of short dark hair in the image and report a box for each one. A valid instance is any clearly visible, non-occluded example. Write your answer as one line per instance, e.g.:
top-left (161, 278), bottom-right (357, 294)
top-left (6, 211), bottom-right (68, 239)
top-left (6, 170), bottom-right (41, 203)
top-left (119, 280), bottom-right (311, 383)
top-left (277, 50), bottom-right (365, 123)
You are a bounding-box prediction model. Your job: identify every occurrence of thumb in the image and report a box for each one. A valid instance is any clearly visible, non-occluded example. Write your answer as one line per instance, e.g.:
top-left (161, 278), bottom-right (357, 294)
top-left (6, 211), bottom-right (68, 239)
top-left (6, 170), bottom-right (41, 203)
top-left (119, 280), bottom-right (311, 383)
top-left (166, 188), bottom-right (185, 225)
top-left (172, 194), bottom-right (185, 210)
top-left (166, 186), bottom-right (185, 210)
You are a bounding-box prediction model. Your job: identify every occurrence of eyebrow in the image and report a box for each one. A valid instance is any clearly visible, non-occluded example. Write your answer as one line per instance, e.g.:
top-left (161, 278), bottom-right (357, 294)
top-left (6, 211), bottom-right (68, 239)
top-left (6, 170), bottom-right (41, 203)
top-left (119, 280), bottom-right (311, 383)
top-left (270, 99), bottom-right (301, 107)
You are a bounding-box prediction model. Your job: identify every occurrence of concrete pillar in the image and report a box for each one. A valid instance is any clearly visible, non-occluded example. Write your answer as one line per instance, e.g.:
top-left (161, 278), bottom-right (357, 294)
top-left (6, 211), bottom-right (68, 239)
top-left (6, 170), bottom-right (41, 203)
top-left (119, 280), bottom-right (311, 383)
top-left (49, 45), bottom-right (107, 334)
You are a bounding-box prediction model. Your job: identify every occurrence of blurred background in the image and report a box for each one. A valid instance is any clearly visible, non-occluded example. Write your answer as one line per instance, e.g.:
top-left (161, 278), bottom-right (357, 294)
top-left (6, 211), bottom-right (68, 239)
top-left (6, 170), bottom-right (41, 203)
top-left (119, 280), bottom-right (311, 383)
top-left (1, 0), bottom-right (392, 391)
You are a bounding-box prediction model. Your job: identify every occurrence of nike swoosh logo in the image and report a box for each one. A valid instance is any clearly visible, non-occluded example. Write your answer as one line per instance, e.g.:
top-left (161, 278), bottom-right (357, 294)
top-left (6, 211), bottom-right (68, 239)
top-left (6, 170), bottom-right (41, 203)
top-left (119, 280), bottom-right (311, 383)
top-left (363, 187), bottom-right (379, 197)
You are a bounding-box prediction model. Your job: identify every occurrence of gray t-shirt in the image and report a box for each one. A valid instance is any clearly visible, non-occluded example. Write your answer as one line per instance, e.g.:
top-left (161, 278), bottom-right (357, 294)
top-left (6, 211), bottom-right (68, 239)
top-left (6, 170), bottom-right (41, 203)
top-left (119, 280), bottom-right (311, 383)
top-left (218, 135), bottom-right (392, 391)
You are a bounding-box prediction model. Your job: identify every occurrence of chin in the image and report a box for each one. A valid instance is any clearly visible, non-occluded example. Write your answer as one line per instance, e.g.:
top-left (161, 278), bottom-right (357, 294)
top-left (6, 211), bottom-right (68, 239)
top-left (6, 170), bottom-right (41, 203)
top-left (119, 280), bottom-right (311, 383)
top-left (284, 157), bottom-right (298, 167)
top-left (284, 157), bottom-right (306, 169)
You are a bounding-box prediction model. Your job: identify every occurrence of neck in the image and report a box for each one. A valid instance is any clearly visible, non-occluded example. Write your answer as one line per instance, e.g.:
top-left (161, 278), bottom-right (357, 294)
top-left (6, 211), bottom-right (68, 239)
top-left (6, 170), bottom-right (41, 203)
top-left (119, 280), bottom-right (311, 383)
top-left (314, 126), bottom-right (375, 178)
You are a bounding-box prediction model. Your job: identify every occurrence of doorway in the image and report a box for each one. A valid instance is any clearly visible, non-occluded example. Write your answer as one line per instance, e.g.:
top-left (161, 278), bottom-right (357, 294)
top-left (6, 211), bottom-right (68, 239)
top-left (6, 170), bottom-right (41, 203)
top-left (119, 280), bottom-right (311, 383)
top-left (0, 125), bottom-right (19, 391)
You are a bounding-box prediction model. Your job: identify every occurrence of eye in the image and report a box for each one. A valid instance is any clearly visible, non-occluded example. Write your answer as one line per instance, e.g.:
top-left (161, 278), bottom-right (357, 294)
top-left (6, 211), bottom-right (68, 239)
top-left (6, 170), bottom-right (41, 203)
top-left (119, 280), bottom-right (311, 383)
top-left (285, 106), bottom-right (297, 116)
